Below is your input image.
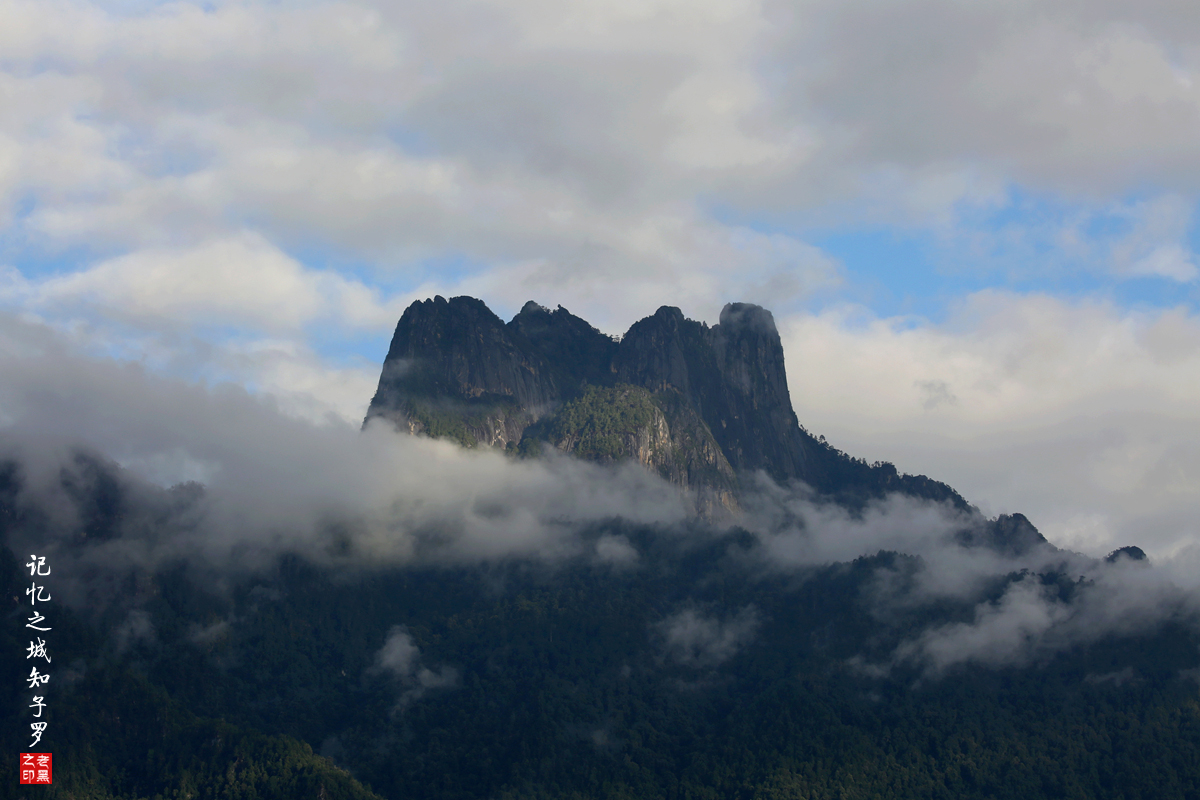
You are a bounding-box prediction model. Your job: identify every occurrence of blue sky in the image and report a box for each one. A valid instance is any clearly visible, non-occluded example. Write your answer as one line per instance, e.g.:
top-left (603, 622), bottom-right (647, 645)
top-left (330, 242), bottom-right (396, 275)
top-left (813, 198), bottom-right (1200, 321)
top-left (1, 0), bottom-right (1200, 559)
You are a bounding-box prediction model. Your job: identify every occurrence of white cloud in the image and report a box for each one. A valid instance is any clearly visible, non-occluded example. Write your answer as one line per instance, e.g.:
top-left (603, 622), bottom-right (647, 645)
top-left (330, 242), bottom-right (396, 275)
top-left (1110, 195), bottom-right (1198, 282)
top-left (19, 233), bottom-right (402, 331)
top-left (1, 0), bottom-right (1198, 335)
top-left (1128, 244), bottom-right (1197, 282)
top-left (881, 554), bottom-right (1200, 675)
top-left (3, 0), bottom-right (1200, 221)
top-left (743, 482), bottom-right (973, 569)
top-left (4, 308), bottom-right (1200, 677)
top-left (780, 293), bottom-right (1200, 558)
top-left (0, 312), bottom-right (689, 574)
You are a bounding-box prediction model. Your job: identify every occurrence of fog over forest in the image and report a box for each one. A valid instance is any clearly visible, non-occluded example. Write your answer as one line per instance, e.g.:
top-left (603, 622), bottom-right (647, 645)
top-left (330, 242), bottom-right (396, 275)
top-left (4, 307), bottom-right (1199, 684)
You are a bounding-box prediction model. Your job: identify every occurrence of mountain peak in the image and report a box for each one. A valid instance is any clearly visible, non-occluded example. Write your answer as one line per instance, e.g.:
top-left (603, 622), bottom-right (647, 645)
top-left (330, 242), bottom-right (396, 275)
top-left (1106, 545), bottom-right (1148, 563)
top-left (718, 302), bottom-right (777, 334)
top-left (651, 305), bottom-right (688, 324)
top-left (365, 296), bottom-right (560, 447)
top-left (367, 295), bottom-right (976, 518)
top-left (519, 299), bottom-right (549, 315)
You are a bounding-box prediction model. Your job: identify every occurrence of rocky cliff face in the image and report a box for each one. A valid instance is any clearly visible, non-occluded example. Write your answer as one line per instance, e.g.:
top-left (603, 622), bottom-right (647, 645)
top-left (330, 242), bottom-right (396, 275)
top-left (613, 303), bottom-right (814, 485)
top-left (508, 300), bottom-right (619, 390)
top-left (954, 512), bottom-right (1051, 556)
top-left (369, 296), bottom-right (558, 407)
top-left (366, 296), bottom-right (980, 520)
top-left (365, 296), bottom-right (563, 449)
top-left (540, 385), bottom-right (739, 515)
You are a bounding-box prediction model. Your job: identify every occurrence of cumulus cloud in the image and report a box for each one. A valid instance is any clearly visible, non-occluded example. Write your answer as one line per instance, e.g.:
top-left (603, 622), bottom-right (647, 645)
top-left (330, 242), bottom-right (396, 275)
top-left (8, 232), bottom-right (407, 332)
top-left (779, 292), bottom-right (1200, 560)
top-left (0, 0), bottom-right (838, 333)
top-left (3, 0), bottom-right (1195, 334)
top-left (776, 1), bottom-right (1200, 202)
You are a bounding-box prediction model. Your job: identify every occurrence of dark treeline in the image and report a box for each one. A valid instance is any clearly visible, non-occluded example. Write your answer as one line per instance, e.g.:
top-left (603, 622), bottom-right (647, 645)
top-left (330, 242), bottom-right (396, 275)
top-left (5, 518), bottom-right (1200, 800)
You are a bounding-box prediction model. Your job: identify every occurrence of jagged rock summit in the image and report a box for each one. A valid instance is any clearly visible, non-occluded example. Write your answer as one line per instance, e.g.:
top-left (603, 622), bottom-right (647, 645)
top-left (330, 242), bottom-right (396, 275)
top-left (365, 295), bottom-right (992, 521)
top-left (369, 297), bottom-right (1151, 562)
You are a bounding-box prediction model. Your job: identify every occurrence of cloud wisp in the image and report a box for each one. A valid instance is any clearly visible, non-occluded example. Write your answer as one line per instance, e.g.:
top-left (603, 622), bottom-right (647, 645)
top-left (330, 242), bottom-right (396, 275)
top-left (371, 626), bottom-right (459, 708)
top-left (737, 470), bottom-right (1200, 678)
top-left (654, 606), bottom-right (761, 669)
top-left (870, 552), bottom-right (1200, 677)
top-left (0, 313), bottom-right (690, 590)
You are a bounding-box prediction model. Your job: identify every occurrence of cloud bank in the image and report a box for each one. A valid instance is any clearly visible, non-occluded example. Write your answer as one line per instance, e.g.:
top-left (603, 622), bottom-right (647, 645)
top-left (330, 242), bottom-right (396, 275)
top-left (5, 0), bottom-right (1199, 336)
top-left (781, 292), bottom-right (1200, 561)
top-left (0, 313), bottom-right (688, 584)
top-left (875, 550), bottom-right (1200, 676)
top-left (3, 310), bottom-right (1200, 679)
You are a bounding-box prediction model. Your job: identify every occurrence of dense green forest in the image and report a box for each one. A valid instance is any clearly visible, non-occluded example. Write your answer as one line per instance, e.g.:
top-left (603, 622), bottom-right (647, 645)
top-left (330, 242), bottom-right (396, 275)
top-left (5, 515), bottom-right (1200, 799)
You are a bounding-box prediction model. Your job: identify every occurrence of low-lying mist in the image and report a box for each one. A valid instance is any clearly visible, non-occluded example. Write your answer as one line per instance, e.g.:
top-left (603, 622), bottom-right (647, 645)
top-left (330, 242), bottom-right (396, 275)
top-left (3, 312), bottom-right (1199, 678)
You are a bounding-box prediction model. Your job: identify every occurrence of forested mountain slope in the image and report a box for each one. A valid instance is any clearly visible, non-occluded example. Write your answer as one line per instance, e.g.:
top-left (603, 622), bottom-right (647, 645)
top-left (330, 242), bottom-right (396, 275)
top-left (2, 297), bottom-right (1196, 799)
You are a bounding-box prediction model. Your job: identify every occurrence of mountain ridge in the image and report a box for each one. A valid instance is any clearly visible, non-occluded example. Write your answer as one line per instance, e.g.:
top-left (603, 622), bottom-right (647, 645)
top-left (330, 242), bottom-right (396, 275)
top-left (365, 295), bottom-right (1050, 553)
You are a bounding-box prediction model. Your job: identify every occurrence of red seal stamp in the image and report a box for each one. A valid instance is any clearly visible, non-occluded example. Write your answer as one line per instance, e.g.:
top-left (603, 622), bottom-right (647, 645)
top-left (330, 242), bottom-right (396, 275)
top-left (19, 753), bottom-right (52, 785)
